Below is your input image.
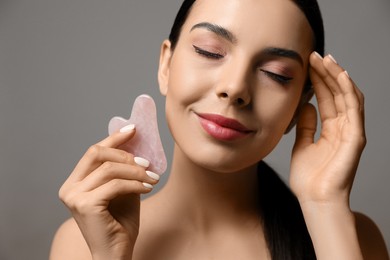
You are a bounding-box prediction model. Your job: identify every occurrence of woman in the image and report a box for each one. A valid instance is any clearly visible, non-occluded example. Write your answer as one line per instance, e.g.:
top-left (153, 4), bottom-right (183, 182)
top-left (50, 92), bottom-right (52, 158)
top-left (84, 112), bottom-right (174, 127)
top-left (50, 0), bottom-right (389, 259)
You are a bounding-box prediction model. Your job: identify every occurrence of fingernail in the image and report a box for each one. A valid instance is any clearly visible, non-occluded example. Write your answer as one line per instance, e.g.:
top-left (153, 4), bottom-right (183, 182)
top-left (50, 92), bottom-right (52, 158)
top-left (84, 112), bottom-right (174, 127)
top-left (134, 157), bottom-right (150, 168)
top-left (146, 171), bottom-right (160, 181)
top-left (328, 54), bottom-right (338, 64)
top-left (313, 51), bottom-right (323, 59)
top-left (119, 124), bottom-right (135, 133)
top-left (142, 182), bottom-right (153, 189)
top-left (344, 70), bottom-right (350, 78)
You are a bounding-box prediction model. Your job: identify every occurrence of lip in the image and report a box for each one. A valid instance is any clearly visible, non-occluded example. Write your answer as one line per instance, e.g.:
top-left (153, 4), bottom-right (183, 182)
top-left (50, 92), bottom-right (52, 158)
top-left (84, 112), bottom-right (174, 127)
top-left (196, 113), bottom-right (253, 141)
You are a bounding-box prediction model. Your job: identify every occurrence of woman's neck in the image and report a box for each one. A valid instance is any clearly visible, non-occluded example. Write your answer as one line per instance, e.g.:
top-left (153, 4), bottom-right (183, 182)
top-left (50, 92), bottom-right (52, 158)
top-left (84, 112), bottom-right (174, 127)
top-left (156, 144), bottom-right (261, 232)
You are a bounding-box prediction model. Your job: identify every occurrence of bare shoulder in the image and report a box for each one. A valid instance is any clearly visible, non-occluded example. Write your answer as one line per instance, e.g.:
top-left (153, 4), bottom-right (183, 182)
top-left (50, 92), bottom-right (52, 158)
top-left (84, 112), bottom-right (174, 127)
top-left (354, 212), bottom-right (389, 260)
top-left (49, 218), bottom-right (91, 260)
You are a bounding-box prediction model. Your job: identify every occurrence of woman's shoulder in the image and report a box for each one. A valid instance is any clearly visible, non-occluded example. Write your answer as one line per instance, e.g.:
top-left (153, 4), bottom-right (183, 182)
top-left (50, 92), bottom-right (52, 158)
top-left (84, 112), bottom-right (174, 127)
top-left (49, 218), bottom-right (91, 260)
top-left (354, 212), bottom-right (389, 260)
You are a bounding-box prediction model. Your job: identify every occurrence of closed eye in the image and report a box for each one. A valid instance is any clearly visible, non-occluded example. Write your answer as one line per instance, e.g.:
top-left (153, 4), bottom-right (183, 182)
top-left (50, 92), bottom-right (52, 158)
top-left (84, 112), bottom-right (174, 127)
top-left (260, 70), bottom-right (293, 85)
top-left (193, 45), bottom-right (224, 59)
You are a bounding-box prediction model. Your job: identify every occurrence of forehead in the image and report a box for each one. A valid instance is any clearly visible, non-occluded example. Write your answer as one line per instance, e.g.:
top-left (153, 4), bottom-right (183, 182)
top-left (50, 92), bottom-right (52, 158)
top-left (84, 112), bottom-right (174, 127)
top-left (182, 0), bottom-right (313, 55)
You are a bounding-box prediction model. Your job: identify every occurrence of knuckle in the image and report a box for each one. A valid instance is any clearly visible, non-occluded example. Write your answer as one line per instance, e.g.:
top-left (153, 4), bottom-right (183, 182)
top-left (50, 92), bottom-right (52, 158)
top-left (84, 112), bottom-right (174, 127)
top-left (101, 161), bottom-right (114, 171)
top-left (359, 136), bottom-right (367, 149)
top-left (58, 184), bottom-right (94, 213)
top-left (58, 186), bottom-right (67, 202)
top-left (86, 145), bottom-right (101, 161)
top-left (323, 56), bottom-right (332, 67)
top-left (352, 134), bottom-right (367, 150)
top-left (119, 150), bottom-right (133, 164)
top-left (71, 197), bottom-right (92, 214)
top-left (65, 198), bottom-right (78, 211)
top-left (59, 190), bottom-right (77, 209)
top-left (109, 178), bottom-right (143, 193)
top-left (109, 179), bottom-right (123, 190)
top-left (58, 185), bottom-right (96, 215)
top-left (58, 183), bottom-right (74, 204)
top-left (135, 167), bottom-right (147, 179)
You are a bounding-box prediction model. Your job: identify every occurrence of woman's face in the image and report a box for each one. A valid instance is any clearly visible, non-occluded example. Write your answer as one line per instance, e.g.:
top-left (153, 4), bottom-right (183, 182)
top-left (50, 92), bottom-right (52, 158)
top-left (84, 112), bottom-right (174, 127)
top-left (158, 0), bottom-right (313, 173)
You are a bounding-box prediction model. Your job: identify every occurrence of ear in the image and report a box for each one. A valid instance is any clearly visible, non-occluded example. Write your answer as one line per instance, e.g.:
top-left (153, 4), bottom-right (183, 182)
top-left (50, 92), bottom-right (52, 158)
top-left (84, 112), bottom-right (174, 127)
top-left (284, 87), bottom-right (314, 134)
top-left (158, 40), bottom-right (172, 96)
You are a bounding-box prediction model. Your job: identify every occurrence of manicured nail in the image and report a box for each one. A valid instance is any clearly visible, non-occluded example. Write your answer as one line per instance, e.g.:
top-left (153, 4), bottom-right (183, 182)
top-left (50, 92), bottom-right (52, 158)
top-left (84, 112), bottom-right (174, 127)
top-left (328, 54), bottom-right (338, 64)
top-left (119, 124), bottom-right (135, 133)
top-left (344, 70), bottom-right (350, 78)
top-left (142, 182), bottom-right (153, 189)
top-left (134, 157), bottom-right (150, 168)
top-left (146, 171), bottom-right (160, 181)
top-left (313, 51), bottom-right (323, 59)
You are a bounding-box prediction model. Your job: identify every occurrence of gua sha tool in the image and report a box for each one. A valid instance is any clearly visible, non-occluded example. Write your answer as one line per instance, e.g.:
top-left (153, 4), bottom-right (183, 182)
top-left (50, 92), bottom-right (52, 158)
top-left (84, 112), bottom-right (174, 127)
top-left (108, 94), bottom-right (167, 175)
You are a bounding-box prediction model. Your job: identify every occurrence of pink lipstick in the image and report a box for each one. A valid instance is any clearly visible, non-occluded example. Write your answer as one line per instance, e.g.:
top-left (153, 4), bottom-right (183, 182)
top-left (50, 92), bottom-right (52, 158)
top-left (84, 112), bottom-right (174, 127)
top-left (196, 113), bottom-right (253, 141)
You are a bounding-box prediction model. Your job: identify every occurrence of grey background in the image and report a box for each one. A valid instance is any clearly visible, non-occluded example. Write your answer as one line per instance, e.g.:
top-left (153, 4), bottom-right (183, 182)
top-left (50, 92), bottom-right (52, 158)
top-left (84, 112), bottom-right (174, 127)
top-left (0, 0), bottom-right (389, 259)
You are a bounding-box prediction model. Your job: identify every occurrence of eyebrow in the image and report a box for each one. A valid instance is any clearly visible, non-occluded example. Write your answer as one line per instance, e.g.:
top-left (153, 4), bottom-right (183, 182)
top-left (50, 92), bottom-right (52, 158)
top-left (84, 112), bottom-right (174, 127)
top-left (190, 22), bottom-right (303, 66)
top-left (261, 47), bottom-right (304, 66)
top-left (190, 22), bottom-right (237, 43)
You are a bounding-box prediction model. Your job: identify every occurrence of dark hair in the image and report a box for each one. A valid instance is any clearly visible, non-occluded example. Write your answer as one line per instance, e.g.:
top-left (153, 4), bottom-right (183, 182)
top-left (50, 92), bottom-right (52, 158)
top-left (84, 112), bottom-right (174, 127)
top-left (258, 161), bottom-right (316, 259)
top-left (168, 1), bottom-right (324, 259)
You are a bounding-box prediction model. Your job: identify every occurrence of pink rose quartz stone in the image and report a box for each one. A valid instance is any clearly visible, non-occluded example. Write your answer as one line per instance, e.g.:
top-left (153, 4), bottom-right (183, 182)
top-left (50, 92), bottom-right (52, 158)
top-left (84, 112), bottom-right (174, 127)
top-left (108, 94), bottom-right (167, 175)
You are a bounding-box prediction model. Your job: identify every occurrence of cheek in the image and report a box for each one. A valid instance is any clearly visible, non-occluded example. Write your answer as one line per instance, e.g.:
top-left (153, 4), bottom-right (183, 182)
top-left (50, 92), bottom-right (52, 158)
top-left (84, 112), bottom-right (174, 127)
top-left (254, 87), bottom-right (302, 133)
top-left (166, 55), bottom-right (217, 108)
top-left (163, 56), bottom-right (206, 142)
top-left (244, 90), bottom-right (301, 161)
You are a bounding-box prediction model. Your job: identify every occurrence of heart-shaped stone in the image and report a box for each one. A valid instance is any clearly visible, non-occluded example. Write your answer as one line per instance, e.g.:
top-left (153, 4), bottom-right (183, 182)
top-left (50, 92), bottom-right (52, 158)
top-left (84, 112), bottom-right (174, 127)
top-left (108, 94), bottom-right (167, 175)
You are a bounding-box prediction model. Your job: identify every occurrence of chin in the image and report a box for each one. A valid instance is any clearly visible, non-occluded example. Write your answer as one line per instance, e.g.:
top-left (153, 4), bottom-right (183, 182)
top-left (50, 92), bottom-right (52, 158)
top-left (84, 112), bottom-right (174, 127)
top-left (184, 143), bottom-right (265, 174)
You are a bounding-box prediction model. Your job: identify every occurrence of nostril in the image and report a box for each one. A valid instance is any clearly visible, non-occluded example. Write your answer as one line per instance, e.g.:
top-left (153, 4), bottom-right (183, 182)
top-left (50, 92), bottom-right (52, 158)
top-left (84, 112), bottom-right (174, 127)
top-left (217, 92), bottom-right (248, 106)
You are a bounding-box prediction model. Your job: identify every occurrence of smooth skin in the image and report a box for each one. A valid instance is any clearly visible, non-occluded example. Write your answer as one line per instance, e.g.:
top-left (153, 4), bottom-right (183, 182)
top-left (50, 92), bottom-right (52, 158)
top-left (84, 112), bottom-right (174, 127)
top-left (50, 0), bottom-right (389, 259)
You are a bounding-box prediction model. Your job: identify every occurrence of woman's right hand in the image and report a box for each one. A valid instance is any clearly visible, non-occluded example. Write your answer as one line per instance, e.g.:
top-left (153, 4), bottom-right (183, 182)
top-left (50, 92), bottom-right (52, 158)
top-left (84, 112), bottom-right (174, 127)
top-left (59, 124), bottom-right (160, 260)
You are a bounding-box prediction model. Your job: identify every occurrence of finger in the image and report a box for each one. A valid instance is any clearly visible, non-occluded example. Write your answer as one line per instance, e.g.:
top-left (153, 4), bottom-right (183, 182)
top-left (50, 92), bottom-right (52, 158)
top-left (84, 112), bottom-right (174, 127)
top-left (309, 66), bottom-right (337, 121)
top-left (325, 56), bottom-right (365, 129)
top-left (322, 55), bottom-right (345, 84)
top-left (355, 84), bottom-right (365, 127)
top-left (310, 53), bottom-right (346, 114)
top-left (337, 72), bottom-right (365, 135)
top-left (322, 54), bottom-right (363, 107)
top-left (63, 180), bottom-right (152, 214)
top-left (90, 179), bottom-right (153, 203)
top-left (68, 146), bottom-right (135, 182)
top-left (293, 103), bottom-right (317, 151)
top-left (97, 124), bottom-right (136, 148)
top-left (79, 162), bottom-right (159, 192)
top-left (68, 124), bottom-right (136, 181)
top-left (310, 53), bottom-right (342, 95)
top-left (337, 71), bottom-right (360, 110)
top-left (352, 81), bottom-right (364, 108)
top-left (341, 71), bottom-right (365, 114)
top-left (69, 146), bottom-right (151, 183)
top-left (350, 78), bottom-right (365, 127)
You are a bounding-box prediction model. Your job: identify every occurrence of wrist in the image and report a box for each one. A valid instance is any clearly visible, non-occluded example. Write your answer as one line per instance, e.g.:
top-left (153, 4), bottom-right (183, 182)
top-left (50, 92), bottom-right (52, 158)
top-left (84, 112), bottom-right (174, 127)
top-left (298, 196), bottom-right (351, 210)
top-left (91, 244), bottom-right (134, 260)
top-left (299, 201), bottom-right (362, 260)
top-left (295, 186), bottom-right (351, 208)
top-left (299, 198), bottom-right (355, 226)
top-left (300, 201), bottom-right (355, 227)
top-left (93, 252), bottom-right (133, 260)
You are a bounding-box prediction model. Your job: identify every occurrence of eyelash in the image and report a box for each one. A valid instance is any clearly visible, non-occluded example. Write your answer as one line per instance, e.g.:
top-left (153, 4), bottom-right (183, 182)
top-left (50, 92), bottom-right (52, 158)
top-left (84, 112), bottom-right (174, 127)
top-left (193, 45), bottom-right (292, 85)
top-left (193, 45), bottom-right (224, 59)
top-left (260, 70), bottom-right (293, 85)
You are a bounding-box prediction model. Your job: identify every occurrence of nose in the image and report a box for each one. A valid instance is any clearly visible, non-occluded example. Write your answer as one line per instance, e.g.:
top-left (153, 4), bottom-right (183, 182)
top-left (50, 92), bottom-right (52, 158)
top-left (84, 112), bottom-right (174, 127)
top-left (215, 60), bottom-right (252, 107)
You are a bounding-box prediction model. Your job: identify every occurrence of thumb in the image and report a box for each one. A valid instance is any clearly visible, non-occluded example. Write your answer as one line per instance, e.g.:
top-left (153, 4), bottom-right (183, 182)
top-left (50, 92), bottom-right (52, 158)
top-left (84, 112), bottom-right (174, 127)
top-left (293, 103), bottom-right (317, 151)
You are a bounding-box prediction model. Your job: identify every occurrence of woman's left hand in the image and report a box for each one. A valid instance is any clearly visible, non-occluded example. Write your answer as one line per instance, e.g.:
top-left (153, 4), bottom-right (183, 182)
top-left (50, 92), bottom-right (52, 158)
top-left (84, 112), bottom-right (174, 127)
top-left (290, 52), bottom-right (366, 205)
